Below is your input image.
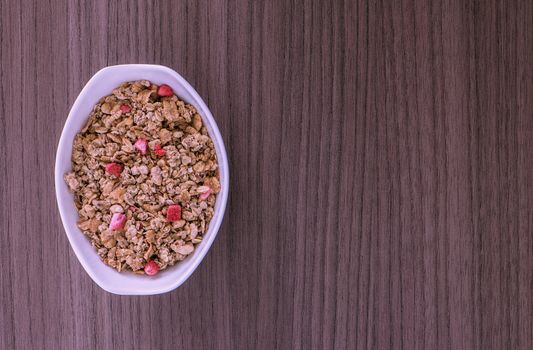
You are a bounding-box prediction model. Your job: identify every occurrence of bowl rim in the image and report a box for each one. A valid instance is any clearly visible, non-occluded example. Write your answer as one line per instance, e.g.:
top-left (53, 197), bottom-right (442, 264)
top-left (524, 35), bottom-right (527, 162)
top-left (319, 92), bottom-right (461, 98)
top-left (54, 64), bottom-right (229, 295)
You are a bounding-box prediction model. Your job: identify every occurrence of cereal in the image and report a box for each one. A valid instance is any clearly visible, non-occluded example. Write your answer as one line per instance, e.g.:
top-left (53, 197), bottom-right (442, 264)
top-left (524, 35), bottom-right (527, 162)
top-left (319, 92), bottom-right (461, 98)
top-left (64, 80), bottom-right (220, 273)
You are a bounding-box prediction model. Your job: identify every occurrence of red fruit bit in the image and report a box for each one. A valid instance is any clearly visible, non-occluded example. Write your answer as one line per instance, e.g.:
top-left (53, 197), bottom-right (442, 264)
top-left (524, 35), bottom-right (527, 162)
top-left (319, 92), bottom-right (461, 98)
top-left (144, 260), bottom-right (160, 276)
top-left (154, 144), bottom-right (166, 157)
top-left (157, 84), bottom-right (173, 97)
top-left (166, 204), bottom-right (182, 222)
top-left (105, 162), bottom-right (123, 177)
top-left (198, 186), bottom-right (213, 201)
top-left (120, 104), bottom-right (131, 113)
top-left (129, 206), bottom-right (137, 212)
top-left (134, 138), bottom-right (148, 155)
top-left (109, 213), bottom-right (126, 231)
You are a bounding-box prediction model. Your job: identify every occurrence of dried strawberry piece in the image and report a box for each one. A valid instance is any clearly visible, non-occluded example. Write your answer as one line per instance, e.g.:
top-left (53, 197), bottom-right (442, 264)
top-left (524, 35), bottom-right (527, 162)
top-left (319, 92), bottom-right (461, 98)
top-left (157, 84), bottom-right (173, 97)
top-left (120, 104), bottom-right (131, 113)
top-left (144, 260), bottom-right (160, 276)
top-left (109, 212), bottom-right (126, 231)
top-left (105, 162), bottom-right (123, 177)
top-left (134, 138), bottom-right (148, 155)
top-left (166, 204), bottom-right (182, 222)
top-left (129, 206), bottom-right (137, 212)
top-left (197, 185), bottom-right (212, 200)
top-left (199, 190), bottom-right (212, 200)
top-left (154, 144), bottom-right (166, 157)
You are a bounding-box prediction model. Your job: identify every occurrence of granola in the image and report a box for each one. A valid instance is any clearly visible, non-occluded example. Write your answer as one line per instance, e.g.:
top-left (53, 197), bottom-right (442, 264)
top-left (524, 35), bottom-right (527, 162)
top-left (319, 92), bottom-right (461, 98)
top-left (64, 80), bottom-right (220, 274)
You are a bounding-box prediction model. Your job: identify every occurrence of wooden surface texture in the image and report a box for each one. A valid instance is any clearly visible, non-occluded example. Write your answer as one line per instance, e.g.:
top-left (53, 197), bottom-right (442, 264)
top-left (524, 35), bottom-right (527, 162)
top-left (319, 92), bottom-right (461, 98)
top-left (1, 0), bottom-right (532, 349)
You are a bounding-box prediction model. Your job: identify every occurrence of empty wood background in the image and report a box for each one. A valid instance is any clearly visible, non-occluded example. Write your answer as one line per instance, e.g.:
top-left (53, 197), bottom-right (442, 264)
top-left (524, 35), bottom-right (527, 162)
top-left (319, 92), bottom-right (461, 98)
top-left (1, 0), bottom-right (532, 349)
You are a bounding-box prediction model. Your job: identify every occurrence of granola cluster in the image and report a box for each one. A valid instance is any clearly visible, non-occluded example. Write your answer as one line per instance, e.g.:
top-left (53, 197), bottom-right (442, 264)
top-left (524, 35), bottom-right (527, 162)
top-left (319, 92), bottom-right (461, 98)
top-left (64, 80), bottom-right (220, 274)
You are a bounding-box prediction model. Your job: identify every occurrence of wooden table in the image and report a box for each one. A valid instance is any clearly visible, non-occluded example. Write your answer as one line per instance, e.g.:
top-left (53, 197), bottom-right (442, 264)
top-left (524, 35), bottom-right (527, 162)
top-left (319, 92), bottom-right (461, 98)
top-left (1, 1), bottom-right (532, 349)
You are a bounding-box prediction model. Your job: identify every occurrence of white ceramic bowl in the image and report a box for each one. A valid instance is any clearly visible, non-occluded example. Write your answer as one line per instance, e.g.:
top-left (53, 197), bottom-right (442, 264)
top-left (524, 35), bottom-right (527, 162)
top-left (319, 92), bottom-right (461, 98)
top-left (55, 64), bottom-right (229, 295)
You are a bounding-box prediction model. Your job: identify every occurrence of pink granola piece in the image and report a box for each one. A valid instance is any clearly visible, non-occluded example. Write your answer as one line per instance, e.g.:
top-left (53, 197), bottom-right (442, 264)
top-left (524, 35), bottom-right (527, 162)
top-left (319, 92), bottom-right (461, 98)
top-left (109, 212), bottom-right (126, 231)
top-left (166, 204), bottom-right (182, 222)
top-left (134, 138), bottom-right (148, 155)
top-left (120, 104), bottom-right (131, 113)
top-left (105, 162), bottom-right (123, 177)
top-left (144, 260), bottom-right (160, 276)
top-left (154, 144), bottom-right (166, 157)
top-left (199, 188), bottom-right (212, 200)
top-left (157, 84), bottom-right (173, 97)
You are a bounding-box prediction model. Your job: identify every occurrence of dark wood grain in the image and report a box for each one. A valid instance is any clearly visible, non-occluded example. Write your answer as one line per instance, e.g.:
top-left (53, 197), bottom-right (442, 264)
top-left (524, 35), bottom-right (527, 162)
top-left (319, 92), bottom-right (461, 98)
top-left (1, 0), bottom-right (532, 349)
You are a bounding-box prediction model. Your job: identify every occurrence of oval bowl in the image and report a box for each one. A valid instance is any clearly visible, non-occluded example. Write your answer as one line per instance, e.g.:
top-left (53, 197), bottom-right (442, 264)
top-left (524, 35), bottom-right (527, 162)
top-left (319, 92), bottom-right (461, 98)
top-left (54, 64), bottom-right (229, 295)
